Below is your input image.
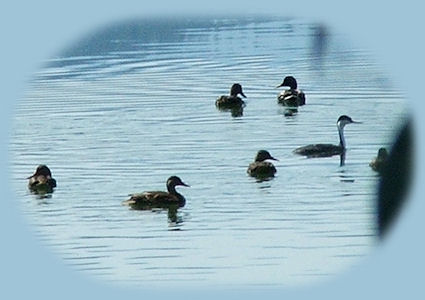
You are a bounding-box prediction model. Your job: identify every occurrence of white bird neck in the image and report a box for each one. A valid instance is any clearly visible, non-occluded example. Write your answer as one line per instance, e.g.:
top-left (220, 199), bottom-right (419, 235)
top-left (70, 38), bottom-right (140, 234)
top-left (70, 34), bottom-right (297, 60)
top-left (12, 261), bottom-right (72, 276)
top-left (337, 122), bottom-right (346, 149)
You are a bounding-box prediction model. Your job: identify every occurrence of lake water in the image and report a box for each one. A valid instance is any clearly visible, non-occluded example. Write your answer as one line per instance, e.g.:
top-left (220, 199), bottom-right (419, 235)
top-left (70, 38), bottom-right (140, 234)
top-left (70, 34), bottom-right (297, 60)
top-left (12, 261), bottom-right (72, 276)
top-left (10, 16), bottom-right (408, 288)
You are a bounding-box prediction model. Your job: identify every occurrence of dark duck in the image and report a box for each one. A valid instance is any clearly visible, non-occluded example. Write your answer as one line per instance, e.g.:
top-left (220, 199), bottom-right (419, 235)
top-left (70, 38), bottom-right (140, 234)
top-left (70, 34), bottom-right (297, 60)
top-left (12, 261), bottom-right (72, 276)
top-left (370, 147), bottom-right (388, 173)
top-left (276, 76), bottom-right (306, 107)
top-left (27, 165), bottom-right (57, 193)
top-left (215, 83), bottom-right (246, 108)
top-left (247, 150), bottom-right (278, 179)
top-left (123, 176), bottom-right (189, 209)
top-left (294, 115), bottom-right (360, 158)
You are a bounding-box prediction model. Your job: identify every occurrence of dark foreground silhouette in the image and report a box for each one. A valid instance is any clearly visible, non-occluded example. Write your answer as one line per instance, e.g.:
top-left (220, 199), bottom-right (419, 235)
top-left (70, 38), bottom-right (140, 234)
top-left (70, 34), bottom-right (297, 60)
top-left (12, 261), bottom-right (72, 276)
top-left (378, 118), bottom-right (413, 238)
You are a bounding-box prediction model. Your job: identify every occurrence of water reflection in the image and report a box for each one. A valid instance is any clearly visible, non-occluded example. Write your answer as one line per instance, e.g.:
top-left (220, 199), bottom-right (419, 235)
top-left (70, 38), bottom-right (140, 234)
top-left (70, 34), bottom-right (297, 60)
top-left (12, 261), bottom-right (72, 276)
top-left (337, 168), bottom-right (355, 183)
top-left (311, 23), bottom-right (328, 58)
top-left (278, 107), bottom-right (299, 117)
top-left (216, 103), bottom-right (244, 117)
top-left (309, 23), bottom-right (328, 72)
top-left (126, 203), bottom-right (185, 226)
top-left (32, 192), bottom-right (54, 201)
top-left (254, 175), bottom-right (276, 184)
top-left (339, 151), bottom-right (346, 167)
top-left (167, 205), bottom-right (184, 227)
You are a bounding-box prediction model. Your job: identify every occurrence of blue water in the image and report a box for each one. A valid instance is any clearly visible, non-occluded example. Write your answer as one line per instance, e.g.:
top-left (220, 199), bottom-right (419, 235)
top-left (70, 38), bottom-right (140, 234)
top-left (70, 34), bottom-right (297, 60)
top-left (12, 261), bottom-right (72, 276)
top-left (10, 17), bottom-right (408, 287)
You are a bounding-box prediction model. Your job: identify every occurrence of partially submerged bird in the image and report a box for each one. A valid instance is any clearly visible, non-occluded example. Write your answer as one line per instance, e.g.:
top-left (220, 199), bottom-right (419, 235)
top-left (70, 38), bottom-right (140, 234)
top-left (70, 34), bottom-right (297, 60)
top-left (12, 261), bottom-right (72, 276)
top-left (294, 115), bottom-right (360, 158)
top-left (215, 83), bottom-right (246, 108)
top-left (276, 76), bottom-right (306, 107)
top-left (247, 150), bottom-right (278, 178)
top-left (123, 176), bottom-right (189, 209)
top-left (27, 165), bottom-right (56, 193)
top-left (370, 147), bottom-right (388, 173)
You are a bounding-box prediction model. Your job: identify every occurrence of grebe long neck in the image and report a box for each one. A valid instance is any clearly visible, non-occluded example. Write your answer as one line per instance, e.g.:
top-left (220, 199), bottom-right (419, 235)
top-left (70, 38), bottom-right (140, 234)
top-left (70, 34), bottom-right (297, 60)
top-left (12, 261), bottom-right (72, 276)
top-left (337, 122), bottom-right (346, 149)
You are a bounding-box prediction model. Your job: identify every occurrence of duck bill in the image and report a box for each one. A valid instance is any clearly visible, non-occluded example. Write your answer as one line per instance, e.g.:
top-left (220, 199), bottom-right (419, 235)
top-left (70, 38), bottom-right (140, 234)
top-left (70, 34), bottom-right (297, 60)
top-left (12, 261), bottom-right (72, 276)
top-left (276, 83), bottom-right (283, 88)
top-left (352, 120), bottom-right (362, 124)
top-left (240, 92), bottom-right (247, 98)
top-left (181, 182), bottom-right (190, 187)
top-left (270, 157), bottom-right (279, 161)
top-left (26, 173), bottom-right (36, 179)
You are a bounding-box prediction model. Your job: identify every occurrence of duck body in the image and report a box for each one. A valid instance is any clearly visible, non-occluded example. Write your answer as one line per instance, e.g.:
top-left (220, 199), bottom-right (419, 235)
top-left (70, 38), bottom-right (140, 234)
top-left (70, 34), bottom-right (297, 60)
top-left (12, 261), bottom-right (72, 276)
top-left (276, 76), bottom-right (305, 107)
top-left (216, 83), bottom-right (246, 109)
top-left (294, 115), bottom-right (360, 158)
top-left (278, 89), bottom-right (306, 107)
top-left (216, 95), bottom-right (245, 108)
top-left (370, 147), bottom-right (388, 173)
top-left (123, 176), bottom-right (189, 209)
top-left (27, 165), bottom-right (56, 193)
top-left (247, 150), bottom-right (278, 178)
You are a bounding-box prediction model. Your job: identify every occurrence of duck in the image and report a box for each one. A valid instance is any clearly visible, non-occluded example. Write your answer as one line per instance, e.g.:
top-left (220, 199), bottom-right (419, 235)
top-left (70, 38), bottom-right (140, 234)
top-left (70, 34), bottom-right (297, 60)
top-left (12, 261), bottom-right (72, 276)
top-left (276, 76), bottom-right (306, 107)
top-left (370, 147), bottom-right (388, 173)
top-left (27, 165), bottom-right (57, 193)
top-left (123, 176), bottom-right (189, 209)
top-left (294, 115), bottom-right (360, 157)
top-left (215, 83), bottom-right (246, 108)
top-left (247, 150), bottom-right (278, 178)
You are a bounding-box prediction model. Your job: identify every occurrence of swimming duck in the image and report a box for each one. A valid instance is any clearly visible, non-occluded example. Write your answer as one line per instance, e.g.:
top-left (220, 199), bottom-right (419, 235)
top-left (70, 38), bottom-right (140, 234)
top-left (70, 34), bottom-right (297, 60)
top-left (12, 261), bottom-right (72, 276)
top-left (276, 76), bottom-right (306, 107)
top-left (123, 176), bottom-right (189, 209)
top-left (27, 165), bottom-right (56, 193)
top-left (247, 150), bottom-right (278, 178)
top-left (370, 147), bottom-right (388, 173)
top-left (294, 115), bottom-right (360, 157)
top-left (215, 83), bottom-right (246, 108)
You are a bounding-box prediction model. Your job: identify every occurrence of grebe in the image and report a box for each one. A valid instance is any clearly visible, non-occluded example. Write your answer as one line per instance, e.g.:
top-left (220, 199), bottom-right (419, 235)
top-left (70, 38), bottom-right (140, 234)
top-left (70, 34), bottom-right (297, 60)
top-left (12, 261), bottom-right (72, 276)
top-left (215, 83), bottom-right (246, 108)
top-left (370, 147), bottom-right (388, 173)
top-left (27, 165), bottom-right (56, 193)
top-left (294, 115), bottom-right (360, 157)
top-left (123, 176), bottom-right (189, 209)
top-left (276, 76), bottom-right (306, 107)
top-left (247, 150), bottom-right (278, 178)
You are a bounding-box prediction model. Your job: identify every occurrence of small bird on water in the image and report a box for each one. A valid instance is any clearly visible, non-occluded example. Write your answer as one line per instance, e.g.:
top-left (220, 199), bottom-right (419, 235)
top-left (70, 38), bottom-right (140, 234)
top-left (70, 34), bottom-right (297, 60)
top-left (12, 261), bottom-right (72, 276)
top-left (215, 83), bottom-right (246, 108)
top-left (27, 164), bottom-right (57, 193)
top-left (276, 76), bottom-right (306, 107)
top-left (370, 147), bottom-right (388, 173)
top-left (247, 150), bottom-right (278, 179)
top-left (123, 176), bottom-right (189, 209)
top-left (294, 115), bottom-right (360, 158)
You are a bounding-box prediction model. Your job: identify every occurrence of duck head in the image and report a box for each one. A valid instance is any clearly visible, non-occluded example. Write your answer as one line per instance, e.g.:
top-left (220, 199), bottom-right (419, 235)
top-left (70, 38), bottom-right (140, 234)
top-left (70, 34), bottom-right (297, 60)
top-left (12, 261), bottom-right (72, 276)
top-left (255, 150), bottom-right (278, 162)
top-left (276, 76), bottom-right (298, 90)
top-left (167, 176), bottom-right (190, 188)
top-left (27, 164), bottom-right (53, 179)
top-left (230, 83), bottom-right (246, 98)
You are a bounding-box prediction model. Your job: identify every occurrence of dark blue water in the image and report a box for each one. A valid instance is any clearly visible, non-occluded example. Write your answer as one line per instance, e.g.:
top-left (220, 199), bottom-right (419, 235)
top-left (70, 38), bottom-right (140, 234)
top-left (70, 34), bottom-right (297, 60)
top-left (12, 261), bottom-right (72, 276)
top-left (10, 17), bottom-right (408, 287)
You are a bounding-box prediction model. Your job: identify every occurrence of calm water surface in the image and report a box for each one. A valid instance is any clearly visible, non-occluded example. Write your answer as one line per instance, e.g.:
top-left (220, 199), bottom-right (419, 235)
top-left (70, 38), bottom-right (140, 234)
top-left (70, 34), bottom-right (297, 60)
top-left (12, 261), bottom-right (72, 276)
top-left (10, 17), bottom-right (408, 287)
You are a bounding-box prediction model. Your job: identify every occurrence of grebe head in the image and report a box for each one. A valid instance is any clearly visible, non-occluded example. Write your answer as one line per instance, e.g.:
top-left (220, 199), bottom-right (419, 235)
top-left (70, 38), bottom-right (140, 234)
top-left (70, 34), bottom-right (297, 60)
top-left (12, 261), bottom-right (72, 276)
top-left (255, 150), bottom-right (278, 162)
top-left (27, 164), bottom-right (52, 179)
top-left (276, 76), bottom-right (298, 90)
top-left (167, 176), bottom-right (190, 188)
top-left (337, 115), bottom-right (361, 129)
top-left (230, 83), bottom-right (246, 98)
